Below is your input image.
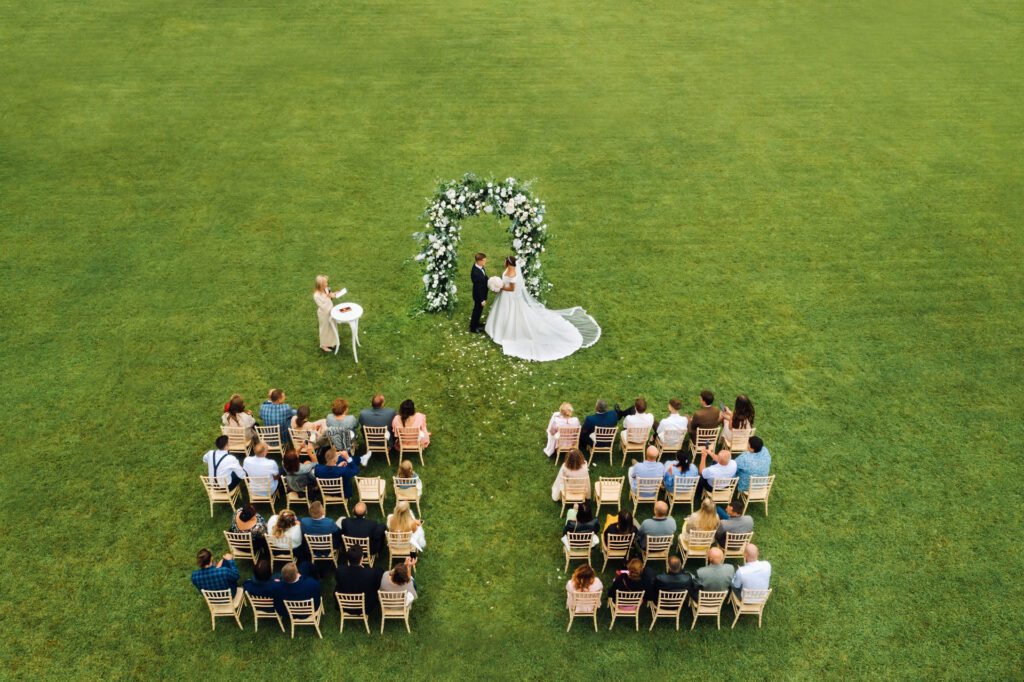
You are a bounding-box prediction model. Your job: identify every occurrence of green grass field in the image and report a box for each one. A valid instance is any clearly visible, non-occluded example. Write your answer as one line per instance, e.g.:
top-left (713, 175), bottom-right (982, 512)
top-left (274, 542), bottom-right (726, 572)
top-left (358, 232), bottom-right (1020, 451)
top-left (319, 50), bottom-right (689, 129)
top-left (2, 0), bottom-right (1023, 678)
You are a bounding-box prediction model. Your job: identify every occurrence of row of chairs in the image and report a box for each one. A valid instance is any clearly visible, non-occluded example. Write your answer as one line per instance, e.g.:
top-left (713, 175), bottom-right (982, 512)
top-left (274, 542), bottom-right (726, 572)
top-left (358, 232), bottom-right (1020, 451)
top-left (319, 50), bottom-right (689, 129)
top-left (558, 474), bottom-right (776, 518)
top-left (568, 588), bottom-right (772, 632)
top-left (201, 589), bottom-right (413, 637)
top-left (565, 529), bottom-right (754, 573)
top-left (552, 423), bottom-right (754, 467)
top-left (224, 528), bottom-right (417, 570)
top-left (221, 424), bottom-right (426, 467)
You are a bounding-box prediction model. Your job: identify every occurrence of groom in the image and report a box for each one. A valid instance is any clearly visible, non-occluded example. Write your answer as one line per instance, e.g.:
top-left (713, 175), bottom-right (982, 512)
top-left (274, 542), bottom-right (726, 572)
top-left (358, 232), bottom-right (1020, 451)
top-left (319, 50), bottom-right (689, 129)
top-left (469, 252), bottom-right (488, 333)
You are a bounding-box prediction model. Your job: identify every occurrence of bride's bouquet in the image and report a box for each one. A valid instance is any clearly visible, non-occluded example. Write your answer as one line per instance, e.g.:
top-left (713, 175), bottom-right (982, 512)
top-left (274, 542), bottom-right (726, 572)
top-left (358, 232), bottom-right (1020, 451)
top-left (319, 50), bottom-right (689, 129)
top-left (487, 276), bottom-right (504, 293)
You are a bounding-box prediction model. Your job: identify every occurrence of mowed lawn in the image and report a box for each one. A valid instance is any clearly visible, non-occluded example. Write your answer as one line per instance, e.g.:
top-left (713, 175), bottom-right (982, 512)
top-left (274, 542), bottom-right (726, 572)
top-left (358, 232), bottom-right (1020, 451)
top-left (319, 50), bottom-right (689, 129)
top-left (2, 0), bottom-right (1023, 678)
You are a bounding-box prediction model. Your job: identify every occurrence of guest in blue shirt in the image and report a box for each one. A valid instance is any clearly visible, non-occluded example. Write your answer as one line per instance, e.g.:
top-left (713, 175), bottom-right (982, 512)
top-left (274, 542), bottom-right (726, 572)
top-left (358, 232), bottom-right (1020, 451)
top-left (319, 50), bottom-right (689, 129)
top-left (663, 453), bottom-right (699, 492)
top-left (260, 389), bottom-right (297, 443)
top-left (242, 559), bottom-right (281, 608)
top-left (301, 501), bottom-right (342, 559)
top-left (580, 399), bottom-right (619, 449)
top-left (276, 562), bottom-right (322, 614)
top-left (312, 448), bottom-right (360, 498)
top-left (735, 436), bottom-right (771, 492)
top-left (190, 548), bottom-right (239, 595)
top-left (629, 445), bottom-right (667, 492)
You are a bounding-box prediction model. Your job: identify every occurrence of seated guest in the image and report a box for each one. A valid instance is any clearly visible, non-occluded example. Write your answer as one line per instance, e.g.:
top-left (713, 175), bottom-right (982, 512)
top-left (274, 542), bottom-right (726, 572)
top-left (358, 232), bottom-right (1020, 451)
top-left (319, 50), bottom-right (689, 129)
top-left (735, 436), bottom-right (771, 492)
top-left (695, 547), bottom-right (735, 597)
top-left (282, 450), bottom-right (317, 496)
top-left (619, 398), bottom-right (654, 445)
top-left (222, 396), bottom-right (256, 442)
top-left (565, 564), bottom-right (603, 611)
top-left (380, 560), bottom-right (418, 604)
top-left (550, 448), bottom-right (591, 501)
top-left (663, 453), bottom-right (699, 492)
top-left (267, 509), bottom-right (309, 563)
top-left (335, 546), bottom-right (385, 613)
top-left (543, 402), bottom-right (580, 457)
top-left (395, 460), bottom-right (423, 495)
top-left (602, 509), bottom-right (638, 544)
top-left (696, 446), bottom-right (737, 498)
top-left (301, 502), bottom-right (341, 558)
top-left (686, 390), bottom-right (721, 445)
top-left (260, 389), bottom-right (297, 443)
top-left (656, 398), bottom-right (689, 443)
top-left (719, 394), bottom-right (755, 444)
top-left (242, 559), bottom-right (280, 600)
top-left (325, 398), bottom-right (358, 453)
top-left (230, 503), bottom-right (267, 536)
top-left (387, 501), bottom-right (426, 552)
top-left (732, 543), bottom-right (771, 601)
top-left (608, 557), bottom-right (653, 603)
top-left (562, 502), bottom-right (601, 550)
top-left (190, 548), bottom-right (238, 594)
top-left (202, 435), bottom-right (245, 491)
top-left (359, 394), bottom-right (398, 443)
top-left (276, 562), bottom-right (321, 611)
top-left (638, 501), bottom-right (676, 548)
top-left (579, 399), bottom-right (618, 447)
top-left (243, 442), bottom-right (281, 494)
top-left (338, 502), bottom-right (386, 556)
top-left (391, 399), bottom-right (430, 449)
top-left (290, 405), bottom-right (325, 458)
top-left (682, 497), bottom-right (721, 542)
top-left (716, 499), bottom-right (754, 546)
top-left (313, 447), bottom-right (360, 499)
top-left (223, 393), bottom-right (244, 414)
top-left (647, 555), bottom-right (696, 603)
top-left (629, 445), bottom-right (666, 492)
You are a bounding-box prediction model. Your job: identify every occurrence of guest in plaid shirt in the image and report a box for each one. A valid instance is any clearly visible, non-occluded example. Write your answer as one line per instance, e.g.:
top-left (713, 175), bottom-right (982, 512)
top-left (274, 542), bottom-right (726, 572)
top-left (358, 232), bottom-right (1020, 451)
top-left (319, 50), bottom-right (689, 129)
top-left (259, 389), bottom-right (296, 443)
top-left (190, 549), bottom-right (239, 594)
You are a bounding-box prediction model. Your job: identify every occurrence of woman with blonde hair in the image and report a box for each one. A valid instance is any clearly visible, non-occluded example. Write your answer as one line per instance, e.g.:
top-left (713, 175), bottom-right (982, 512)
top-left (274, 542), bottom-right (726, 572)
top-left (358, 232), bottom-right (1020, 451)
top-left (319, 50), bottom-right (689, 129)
top-left (266, 509), bottom-right (309, 562)
top-left (565, 563), bottom-right (603, 611)
top-left (387, 500), bottom-right (426, 551)
top-left (314, 274), bottom-right (345, 352)
top-left (395, 459), bottom-right (423, 495)
top-left (543, 402), bottom-right (580, 457)
top-left (550, 447), bottom-right (591, 501)
top-left (221, 395), bottom-right (256, 442)
top-left (681, 496), bottom-right (720, 543)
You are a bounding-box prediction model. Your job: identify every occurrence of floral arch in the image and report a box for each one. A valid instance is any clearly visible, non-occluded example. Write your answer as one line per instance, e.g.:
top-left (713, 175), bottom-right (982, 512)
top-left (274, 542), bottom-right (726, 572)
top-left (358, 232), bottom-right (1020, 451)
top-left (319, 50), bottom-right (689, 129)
top-left (414, 173), bottom-right (549, 312)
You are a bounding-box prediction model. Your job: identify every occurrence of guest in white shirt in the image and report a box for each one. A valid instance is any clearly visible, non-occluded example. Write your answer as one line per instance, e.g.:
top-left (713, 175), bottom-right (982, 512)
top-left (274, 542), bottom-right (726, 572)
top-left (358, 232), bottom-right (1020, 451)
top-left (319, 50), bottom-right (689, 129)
top-left (266, 509), bottom-right (309, 562)
top-left (622, 397), bottom-right (655, 432)
top-left (732, 543), bottom-right (771, 601)
top-left (656, 398), bottom-right (689, 446)
top-left (544, 402), bottom-right (581, 457)
top-left (202, 435), bottom-right (245, 490)
top-left (243, 442), bottom-right (281, 494)
top-left (697, 446), bottom-right (738, 498)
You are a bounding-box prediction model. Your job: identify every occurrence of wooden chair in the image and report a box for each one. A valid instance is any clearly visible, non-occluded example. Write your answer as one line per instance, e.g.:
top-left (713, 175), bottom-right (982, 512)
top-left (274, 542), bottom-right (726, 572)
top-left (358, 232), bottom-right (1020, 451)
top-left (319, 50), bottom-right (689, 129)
top-left (356, 476), bottom-right (387, 517)
top-left (600, 532), bottom-right (635, 571)
top-left (722, 426), bottom-right (756, 454)
top-left (566, 591), bottom-right (601, 632)
top-left (379, 590), bottom-right (412, 633)
top-left (315, 476), bottom-right (350, 517)
top-left (588, 426), bottom-right (618, 466)
top-left (244, 476), bottom-right (280, 514)
top-left (255, 425), bottom-right (285, 458)
top-left (395, 426), bottom-right (425, 466)
top-left (689, 590), bottom-right (728, 629)
top-left (223, 530), bottom-right (260, 563)
top-left (220, 425), bottom-right (253, 457)
top-left (363, 425), bottom-right (391, 466)
top-left (267, 539), bottom-right (296, 569)
top-left (306, 533), bottom-right (340, 567)
top-left (607, 590), bottom-right (644, 631)
top-left (593, 476), bottom-right (624, 517)
top-left (688, 426), bottom-right (722, 458)
top-left (285, 483), bottom-right (311, 511)
top-left (563, 532), bottom-right (594, 572)
top-left (393, 476), bottom-right (422, 517)
top-left (619, 426), bottom-right (650, 465)
top-left (704, 477), bottom-right (739, 506)
top-left (386, 531), bottom-right (415, 569)
top-left (630, 477), bottom-right (662, 515)
top-left (654, 429), bottom-right (686, 460)
top-left (336, 593), bottom-right (371, 633)
top-left (288, 427), bottom-right (318, 459)
top-left (666, 476), bottom-right (699, 515)
top-left (722, 531), bottom-right (754, 562)
top-left (639, 533), bottom-right (673, 570)
top-left (553, 426), bottom-right (581, 466)
top-left (245, 593), bottom-right (283, 632)
top-left (283, 598), bottom-right (323, 638)
top-left (342, 534), bottom-right (377, 566)
top-left (678, 529), bottom-right (716, 566)
top-left (200, 475), bottom-right (241, 517)
top-left (559, 477), bottom-right (590, 517)
top-left (741, 475), bottom-right (776, 516)
top-left (648, 590), bottom-right (688, 630)
top-left (200, 588), bottom-right (245, 630)
top-left (730, 588), bottom-right (772, 628)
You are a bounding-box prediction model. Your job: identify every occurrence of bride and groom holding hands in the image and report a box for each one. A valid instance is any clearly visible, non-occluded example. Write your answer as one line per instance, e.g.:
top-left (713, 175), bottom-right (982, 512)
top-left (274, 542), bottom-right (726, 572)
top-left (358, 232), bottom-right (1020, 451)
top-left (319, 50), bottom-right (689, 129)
top-left (469, 252), bottom-right (600, 362)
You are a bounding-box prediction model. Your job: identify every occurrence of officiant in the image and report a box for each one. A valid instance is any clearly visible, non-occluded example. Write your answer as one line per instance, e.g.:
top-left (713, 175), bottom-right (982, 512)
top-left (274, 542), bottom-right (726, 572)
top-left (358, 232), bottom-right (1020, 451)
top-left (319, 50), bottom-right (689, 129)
top-left (469, 253), bottom-right (488, 333)
top-left (314, 274), bottom-right (345, 352)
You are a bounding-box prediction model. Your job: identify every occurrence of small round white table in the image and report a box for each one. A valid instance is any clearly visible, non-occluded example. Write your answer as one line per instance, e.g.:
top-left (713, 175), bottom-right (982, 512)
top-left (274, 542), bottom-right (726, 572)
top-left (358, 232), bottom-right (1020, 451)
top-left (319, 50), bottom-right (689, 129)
top-left (330, 302), bottom-right (363, 362)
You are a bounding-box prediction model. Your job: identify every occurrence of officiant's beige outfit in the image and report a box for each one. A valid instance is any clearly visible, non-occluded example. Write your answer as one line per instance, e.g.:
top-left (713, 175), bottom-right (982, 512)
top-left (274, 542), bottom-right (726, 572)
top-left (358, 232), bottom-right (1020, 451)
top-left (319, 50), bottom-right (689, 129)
top-left (314, 291), bottom-right (336, 347)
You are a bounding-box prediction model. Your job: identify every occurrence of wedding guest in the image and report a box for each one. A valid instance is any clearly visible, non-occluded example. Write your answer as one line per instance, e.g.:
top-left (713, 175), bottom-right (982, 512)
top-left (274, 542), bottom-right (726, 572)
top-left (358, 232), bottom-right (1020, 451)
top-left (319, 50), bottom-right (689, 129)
top-left (682, 497), bottom-right (720, 544)
top-left (656, 398), bottom-right (689, 442)
top-left (202, 435), bottom-right (245, 491)
top-left (358, 394), bottom-right (398, 442)
top-left (267, 510), bottom-right (309, 563)
top-left (550, 448), bottom-right (591, 501)
top-left (391, 399), bottom-right (430, 449)
top-left (338, 502), bottom-right (386, 556)
top-left (290, 405), bottom-right (324, 457)
top-left (629, 445), bottom-right (666, 492)
top-left (380, 560), bottom-right (418, 604)
top-left (222, 393), bottom-right (246, 414)
top-left (647, 556), bottom-right (696, 603)
top-left (602, 509), bottom-right (639, 544)
top-left (335, 546), bottom-right (384, 614)
top-left (190, 549), bottom-right (238, 594)
top-left (222, 396), bottom-right (256, 442)
top-left (314, 274), bottom-right (345, 352)
top-left (638, 501), bottom-right (676, 548)
top-left (395, 460), bottom-right (423, 494)
top-left (230, 503), bottom-right (267, 536)
top-left (695, 547), bottom-right (735, 596)
top-left (241, 559), bottom-right (280, 601)
top-left (735, 436), bottom-right (771, 493)
top-left (720, 394), bottom-right (755, 444)
top-left (716, 499), bottom-right (754, 546)
top-left (618, 397), bottom-right (654, 433)
top-left (301, 502), bottom-right (341, 541)
top-left (663, 453), bottom-right (699, 492)
top-left (608, 557), bottom-right (653, 603)
top-left (387, 501), bottom-right (426, 551)
top-left (260, 389), bottom-right (296, 444)
top-left (562, 502), bottom-right (601, 550)
top-left (243, 442), bottom-right (281, 494)
top-left (313, 448), bottom-right (360, 499)
top-left (697, 446), bottom-right (737, 498)
top-left (277, 562), bottom-right (321, 610)
top-left (282, 450), bottom-right (317, 496)
top-left (687, 390), bottom-right (721, 444)
top-left (325, 398), bottom-right (358, 454)
top-left (731, 544), bottom-right (771, 601)
top-left (565, 564), bottom-right (603, 611)
top-left (543, 403), bottom-right (580, 457)
top-left (580, 399), bottom-right (618, 448)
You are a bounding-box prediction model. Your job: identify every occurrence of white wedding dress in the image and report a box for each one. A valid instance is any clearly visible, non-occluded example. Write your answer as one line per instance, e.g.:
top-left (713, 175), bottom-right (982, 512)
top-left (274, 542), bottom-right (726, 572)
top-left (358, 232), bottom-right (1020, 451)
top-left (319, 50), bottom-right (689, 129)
top-left (484, 265), bottom-right (600, 361)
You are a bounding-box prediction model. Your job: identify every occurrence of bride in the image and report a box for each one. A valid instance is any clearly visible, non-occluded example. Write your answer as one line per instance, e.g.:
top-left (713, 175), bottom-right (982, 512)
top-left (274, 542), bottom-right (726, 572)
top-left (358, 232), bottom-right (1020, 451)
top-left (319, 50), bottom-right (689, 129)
top-left (484, 256), bottom-right (600, 362)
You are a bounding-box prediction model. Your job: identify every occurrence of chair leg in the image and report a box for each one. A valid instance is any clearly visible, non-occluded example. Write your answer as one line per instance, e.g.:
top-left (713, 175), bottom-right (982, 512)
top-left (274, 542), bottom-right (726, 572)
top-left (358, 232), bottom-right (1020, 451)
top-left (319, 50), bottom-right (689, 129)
top-left (363, 616), bottom-right (370, 633)
top-left (592, 612), bottom-right (598, 632)
top-left (560, 499), bottom-right (566, 517)
top-left (277, 615), bottom-right (284, 632)
top-left (381, 615), bottom-right (386, 633)
top-left (566, 613), bottom-right (574, 632)
top-left (404, 615), bottom-right (410, 633)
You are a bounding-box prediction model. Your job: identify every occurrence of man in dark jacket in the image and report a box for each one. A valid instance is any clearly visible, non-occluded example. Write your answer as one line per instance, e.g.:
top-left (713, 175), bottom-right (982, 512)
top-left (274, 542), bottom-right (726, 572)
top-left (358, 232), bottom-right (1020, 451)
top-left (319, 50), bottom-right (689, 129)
top-left (335, 546), bottom-right (385, 613)
top-left (580, 399), bottom-right (619, 451)
top-left (469, 253), bottom-right (489, 333)
top-left (338, 502), bottom-right (386, 556)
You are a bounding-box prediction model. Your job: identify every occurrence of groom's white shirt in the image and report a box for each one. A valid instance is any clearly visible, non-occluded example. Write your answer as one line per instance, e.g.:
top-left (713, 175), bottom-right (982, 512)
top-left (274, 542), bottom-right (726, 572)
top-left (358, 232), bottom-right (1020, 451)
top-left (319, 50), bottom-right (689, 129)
top-left (475, 264), bottom-right (486, 276)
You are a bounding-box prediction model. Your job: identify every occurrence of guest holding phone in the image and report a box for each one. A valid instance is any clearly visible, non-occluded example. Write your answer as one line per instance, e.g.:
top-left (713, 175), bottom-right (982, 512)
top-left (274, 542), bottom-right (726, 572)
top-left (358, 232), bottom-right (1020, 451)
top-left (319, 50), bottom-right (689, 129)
top-left (314, 274), bottom-right (346, 352)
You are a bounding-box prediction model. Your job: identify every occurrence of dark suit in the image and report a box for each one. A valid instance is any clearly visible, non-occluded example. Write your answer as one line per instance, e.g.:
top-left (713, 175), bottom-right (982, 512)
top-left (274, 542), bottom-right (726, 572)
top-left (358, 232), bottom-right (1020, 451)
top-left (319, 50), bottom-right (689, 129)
top-left (580, 410), bottom-right (619, 447)
top-left (687, 405), bottom-right (722, 446)
top-left (275, 575), bottom-right (322, 615)
top-left (339, 515), bottom-right (386, 556)
top-left (647, 571), bottom-right (696, 602)
top-left (335, 564), bottom-right (386, 613)
top-left (470, 264), bottom-right (488, 331)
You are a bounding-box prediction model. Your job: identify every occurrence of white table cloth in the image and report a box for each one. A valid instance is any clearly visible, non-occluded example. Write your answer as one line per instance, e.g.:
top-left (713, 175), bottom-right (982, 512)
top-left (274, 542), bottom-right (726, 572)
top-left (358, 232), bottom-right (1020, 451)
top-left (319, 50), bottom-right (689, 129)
top-left (330, 302), bottom-right (363, 362)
